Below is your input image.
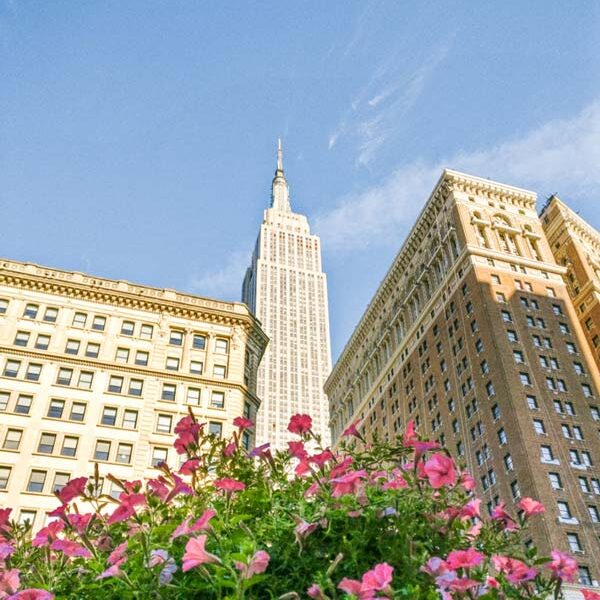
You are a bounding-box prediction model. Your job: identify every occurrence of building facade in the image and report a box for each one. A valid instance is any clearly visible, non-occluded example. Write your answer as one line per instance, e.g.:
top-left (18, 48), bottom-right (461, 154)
top-left (0, 258), bottom-right (267, 528)
top-left (541, 197), bottom-right (600, 375)
top-left (326, 170), bottom-right (600, 587)
top-left (242, 141), bottom-right (332, 448)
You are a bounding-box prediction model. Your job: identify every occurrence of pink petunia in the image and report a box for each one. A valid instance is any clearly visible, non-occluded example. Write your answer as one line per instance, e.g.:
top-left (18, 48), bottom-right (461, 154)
top-left (107, 542), bottom-right (128, 566)
top-left (233, 416), bottom-right (254, 430)
top-left (582, 591), bottom-right (600, 600)
top-left (330, 469), bottom-right (367, 498)
top-left (402, 420), bottom-right (418, 446)
top-left (96, 560), bottom-right (126, 580)
top-left (214, 478), bottom-right (245, 493)
top-left (288, 440), bottom-right (308, 459)
top-left (445, 548), bottom-right (485, 570)
top-left (32, 520), bottom-right (65, 548)
top-left (490, 502), bottom-right (519, 532)
top-left (171, 509), bottom-right (217, 540)
top-left (0, 542), bottom-right (15, 560)
top-left (66, 513), bottom-right (93, 535)
top-left (235, 550), bottom-right (270, 579)
top-left (307, 584), bottom-right (327, 599)
top-left (518, 497), bottom-right (545, 517)
top-left (309, 450), bottom-right (334, 467)
top-left (223, 441), bottom-right (237, 456)
top-left (492, 556), bottom-right (537, 584)
top-left (49, 539), bottom-right (91, 558)
top-left (342, 419), bottom-right (362, 439)
top-left (181, 535), bottom-right (220, 572)
top-left (288, 414), bottom-right (312, 435)
top-left (547, 550), bottom-right (578, 583)
top-left (107, 493), bottom-right (146, 524)
top-left (0, 508), bottom-right (12, 532)
top-left (460, 498), bottom-right (481, 519)
top-left (330, 456), bottom-right (353, 479)
top-left (423, 454), bottom-right (457, 488)
top-left (338, 563), bottom-right (394, 599)
top-left (0, 568), bottom-right (20, 596)
top-left (56, 477), bottom-right (87, 504)
top-left (7, 590), bottom-right (54, 600)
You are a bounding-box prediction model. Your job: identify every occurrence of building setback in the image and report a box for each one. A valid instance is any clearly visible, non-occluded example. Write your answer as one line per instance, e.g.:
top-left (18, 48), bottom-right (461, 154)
top-left (0, 258), bottom-right (267, 528)
top-left (326, 170), bottom-right (600, 587)
top-left (541, 197), bottom-right (600, 376)
top-left (242, 141), bottom-right (332, 448)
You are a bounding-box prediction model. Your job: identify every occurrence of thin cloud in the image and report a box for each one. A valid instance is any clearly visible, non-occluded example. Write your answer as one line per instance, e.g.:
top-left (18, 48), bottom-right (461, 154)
top-left (316, 100), bottom-right (600, 251)
top-left (188, 250), bottom-right (251, 302)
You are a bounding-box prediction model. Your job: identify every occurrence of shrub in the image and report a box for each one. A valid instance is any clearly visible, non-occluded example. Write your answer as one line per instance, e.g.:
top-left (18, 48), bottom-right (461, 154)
top-left (0, 412), bottom-right (592, 599)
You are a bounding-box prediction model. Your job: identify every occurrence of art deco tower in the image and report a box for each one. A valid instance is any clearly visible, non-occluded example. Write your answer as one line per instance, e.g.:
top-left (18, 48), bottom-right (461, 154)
top-left (242, 141), bottom-right (332, 448)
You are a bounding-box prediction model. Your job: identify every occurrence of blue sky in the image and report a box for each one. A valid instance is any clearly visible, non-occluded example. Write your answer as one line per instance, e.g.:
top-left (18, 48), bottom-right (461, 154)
top-left (1, 1), bottom-right (599, 360)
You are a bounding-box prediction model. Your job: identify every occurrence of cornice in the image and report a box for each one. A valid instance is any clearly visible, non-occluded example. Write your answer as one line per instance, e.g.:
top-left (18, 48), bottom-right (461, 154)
top-left (0, 259), bottom-right (269, 353)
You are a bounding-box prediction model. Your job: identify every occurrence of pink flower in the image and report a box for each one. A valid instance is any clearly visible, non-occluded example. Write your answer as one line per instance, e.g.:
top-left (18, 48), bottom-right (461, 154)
top-left (330, 457), bottom-right (353, 479)
top-left (108, 542), bottom-right (128, 565)
top-left (107, 493), bottom-right (146, 524)
top-left (294, 519), bottom-right (318, 543)
top-left (330, 470), bottom-right (367, 498)
top-left (32, 520), bottom-right (65, 548)
top-left (7, 591), bottom-right (54, 600)
top-left (490, 502), bottom-right (519, 532)
top-left (223, 442), bottom-right (237, 456)
top-left (492, 556), bottom-right (536, 584)
top-left (338, 563), bottom-right (394, 599)
top-left (66, 513), bottom-right (93, 535)
top-left (460, 498), bottom-right (481, 519)
top-left (49, 539), bottom-right (91, 558)
top-left (0, 568), bottom-right (19, 596)
top-left (288, 441), bottom-right (308, 459)
top-left (235, 550), bottom-right (270, 579)
top-left (548, 550), bottom-right (578, 583)
top-left (288, 414), bottom-right (312, 435)
top-left (309, 450), bottom-right (334, 467)
top-left (423, 454), bottom-right (457, 488)
top-left (56, 477), bottom-right (87, 504)
top-left (181, 535), bottom-right (220, 572)
top-left (583, 591), bottom-right (600, 600)
top-left (307, 584), bottom-right (327, 599)
top-left (445, 548), bottom-right (485, 570)
top-left (214, 478), bottom-right (245, 493)
top-left (173, 415), bottom-right (203, 454)
top-left (233, 416), bottom-right (254, 430)
top-left (147, 479), bottom-right (169, 501)
top-left (96, 561), bottom-right (126, 580)
top-left (249, 443), bottom-right (272, 459)
top-left (342, 419), bottom-right (362, 439)
top-left (171, 509), bottom-right (217, 540)
top-left (403, 420), bottom-right (418, 446)
top-left (448, 578), bottom-right (480, 592)
top-left (518, 497), bottom-right (545, 517)
top-left (460, 472), bottom-right (476, 491)
top-left (0, 542), bottom-right (15, 560)
top-left (0, 508), bottom-right (12, 532)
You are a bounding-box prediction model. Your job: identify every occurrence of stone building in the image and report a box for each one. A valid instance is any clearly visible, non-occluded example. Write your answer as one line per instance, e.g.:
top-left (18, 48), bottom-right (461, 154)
top-left (326, 170), bottom-right (600, 586)
top-left (0, 258), bottom-right (267, 528)
top-left (242, 140), bottom-right (332, 448)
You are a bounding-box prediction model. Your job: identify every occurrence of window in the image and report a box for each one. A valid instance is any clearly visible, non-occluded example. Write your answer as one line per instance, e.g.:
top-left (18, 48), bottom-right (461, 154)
top-left (3, 429), bottom-right (22, 450)
top-left (116, 443), bottom-right (133, 464)
top-left (47, 399), bottom-right (65, 419)
top-left (579, 567), bottom-right (593, 586)
top-left (504, 454), bottom-right (514, 471)
top-left (85, 342), bottom-right (100, 358)
top-left (533, 419), bottom-right (546, 435)
top-left (122, 409), bottom-right (138, 429)
top-left (70, 402), bottom-right (86, 422)
top-left (4, 360), bottom-right (21, 377)
top-left (591, 406), bottom-right (600, 421)
top-left (526, 316), bottom-right (535, 327)
top-left (546, 377), bottom-right (556, 391)
top-left (557, 501), bottom-right (572, 520)
top-left (510, 480), bottom-right (520, 500)
top-left (537, 318), bottom-right (546, 329)
top-left (213, 365), bottom-right (226, 379)
top-left (582, 383), bottom-right (594, 398)
top-left (37, 433), bottom-right (56, 454)
top-left (519, 372), bottom-right (532, 386)
top-left (186, 388), bottom-right (201, 405)
top-left (491, 274), bottom-right (501, 284)
top-left (562, 424), bottom-right (572, 439)
top-left (190, 360), bottom-right (203, 375)
top-left (0, 299), bottom-right (9, 314)
top-left (101, 407), bottom-right (118, 426)
top-left (78, 371), bottom-right (94, 389)
top-left (552, 304), bottom-right (563, 316)
top-left (526, 395), bottom-right (538, 410)
top-left (588, 505), bottom-right (599, 523)
top-left (19, 510), bottom-right (36, 525)
top-left (210, 391), bottom-right (225, 409)
top-left (573, 426), bottom-right (584, 441)
top-left (14, 331), bottom-right (30, 347)
top-left (151, 447), bottom-right (168, 467)
top-left (513, 351), bottom-right (524, 364)
top-left (559, 323), bottom-right (570, 334)
top-left (25, 363), bottom-right (42, 382)
top-left (215, 338), bottom-right (229, 354)
top-left (92, 315), bottom-right (106, 331)
top-left (491, 404), bottom-right (500, 420)
top-left (115, 348), bottom-right (130, 363)
top-left (35, 334), bottom-right (50, 350)
top-left (140, 324), bottom-right (154, 339)
top-left (156, 414), bottom-right (173, 433)
top-left (52, 472), bottom-right (70, 493)
top-left (169, 330), bottom-right (184, 346)
top-left (497, 428), bottom-right (507, 445)
top-left (0, 391), bottom-right (8, 411)
top-left (209, 422), bottom-right (223, 437)
top-left (567, 533), bottom-right (582, 553)
top-left (14, 394), bottom-right (32, 414)
top-left (507, 330), bottom-right (518, 343)
top-left (192, 334), bottom-right (206, 350)
top-left (108, 376), bottom-right (123, 394)
top-left (135, 351), bottom-right (149, 366)
top-left (540, 356), bottom-right (549, 369)
top-left (65, 339), bottom-right (80, 355)
top-left (42, 307), bottom-right (58, 323)
top-left (27, 470), bottom-right (46, 493)
top-left (0, 466), bottom-right (11, 490)
top-left (162, 384), bottom-right (176, 401)
top-left (72, 312), bottom-right (87, 328)
top-left (165, 357), bottom-right (180, 371)
top-left (540, 445), bottom-right (555, 463)
top-left (94, 441), bottom-right (111, 461)
top-left (121, 321), bottom-right (135, 336)
top-left (56, 368), bottom-right (73, 386)
top-left (61, 436), bottom-right (78, 457)
top-left (497, 292), bottom-right (507, 303)
top-left (475, 338), bottom-right (484, 353)
top-left (501, 310), bottom-right (512, 323)
top-left (573, 362), bottom-right (585, 375)
top-left (23, 304), bottom-right (39, 319)
top-left (566, 342), bottom-right (577, 354)
top-left (128, 379), bottom-right (143, 396)
top-left (565, 401), bottom-right (575, 416)
top-left (582, 451), bottom-right (593, 467)
top-left (549, 472), bottom-right (562, 490)
top-left (557, 379), bottom-right (567, 392)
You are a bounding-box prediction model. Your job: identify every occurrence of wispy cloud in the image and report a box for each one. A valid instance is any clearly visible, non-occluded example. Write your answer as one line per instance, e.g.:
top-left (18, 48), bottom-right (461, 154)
top-left (188, 250), bottom-right (250, 302)
top-left (316, 100), bottom-right (600, 251)
top-left (328, 39), bottom-right (452, 167)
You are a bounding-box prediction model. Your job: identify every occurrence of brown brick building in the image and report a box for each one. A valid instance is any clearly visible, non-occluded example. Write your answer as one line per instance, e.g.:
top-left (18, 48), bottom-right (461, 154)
top-left (325, 170), bottom-right (600, 589)
top-left (541, 197), bottom-right (600, 376)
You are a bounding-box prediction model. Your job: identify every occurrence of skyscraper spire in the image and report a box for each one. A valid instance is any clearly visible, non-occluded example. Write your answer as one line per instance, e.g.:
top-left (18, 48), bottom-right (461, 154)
top-left (271, 138), bottom-right (291, 212)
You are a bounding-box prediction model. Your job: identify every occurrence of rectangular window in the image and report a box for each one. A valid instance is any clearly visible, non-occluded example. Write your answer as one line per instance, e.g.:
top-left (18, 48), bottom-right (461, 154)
top-left (507, 330), bottom-right (518, 342)
top-left (14, 331), bottom-right (30, 347)
top-left (161, 384), bottom-right (176, 401)
top-left (140, 324), bottom-right (154, 339)
top-left (108, 376), bottom-right (123, 394)
top-left (566, 342), bottom-right (577, 354)
top-left (14, 394), bottom-right (32, 414)
top-left (56, 368), bottom-right (73, 386)
top-left (3, 429), bottom-right (22, 450)
top-left (156, 414), bottom-right (173, 433)
top-left (0, 298), bottom-right (8, 314)
top-left (115, 348), bottom-right (130, 363)
top-left (567, 533), bottom-right (582, 553)
top-left (101, 406), bottom-right (118, 426)
top-left (25, 363), bottom-right (42, 382)
top-left (588, 505), bottom-right (599, 523)
top-left (52, 472), bottom-right (70, 493)
top-left (85, 342), bottom-right (100, 358)
top-left (135, 351), bottom-right (149, 366)
top-left (0, 391), bottom-right (8, 411)
top-left (47, 399), bottom-right (65, 419)
top-left (501, 310), bottom-right (512, 322)
top-left (582, 383), bottom-right (593, 398)
top-left (213, 365), bottom-right (226, 379)
top-left (35, 334), bottom-right (50, 350)
top-left (78, 371), bottom-right (94, 389)
top-left (128, 379), bottom-right (143, 396)
top-left (151, 447), bottom-right (168, 467)
top-left (190, 360), bottom-right (203, 375)
top-left (70, 402), bottom-right (86, 422)
top-left (0, 466), bottom-right (11, 490)
top-left (37, 432), bottom-right (56, 454)
top-left (65, 339), bottom-right (80, 355)
top-left (580, 567), bottom-right (593, 586)
top-left (116, 443), bottom-right (133, 464)
top-left (43, 307), bottom-right (58, 322)
top-left (519, 372), bottom-right (532, 386)
top-left (192, 334), bottom-right (206, 349)
top-left (23, 303), bottom-right (39, 319)
top-left (215, 338), bottom-right (229, 354)
top-left (122, 409), bottom-right (138, 429)
top-left (27, 470), bottom-right (46, 493)
top-left (169, 330), bottom-right (184, 346)
top-left (165, 357), bottom-right (180, 371)
top-left (209, 421), bottom-right (223, 437)
top-left (527, 395), bottom-right (538, 410)
top-left (533, 419), bottom-right (546, 435)
top-left (559, 323), bottom-right (570, 334)
top-left (549, 472), bottom-right (562, 490)
top-left (540, 445), bottom-right (555, 462)
top-left (121, 321), bottom-right (135, 336)
top-left (497, 428), bottom-right (507, 445)
top-left (94, 440), bottom-right (111, 461)
top-left (3, 360), bottom-right (21, 378)
top-left (210, 390), bottom-right (225, 408)
top-left (186, 388), bottom-right (201, 405)
top-left (513, 351), bottom-right (524, 364)
top-left (72, 312), bottom-right (87, 327)
top-left (61, 436), bottom-right (78, 457)
top-left (92, 315), bottom-right (106, 331)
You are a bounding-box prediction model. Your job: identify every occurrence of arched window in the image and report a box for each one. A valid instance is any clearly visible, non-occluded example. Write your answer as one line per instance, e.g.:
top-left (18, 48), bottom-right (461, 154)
top-left (523, 225), bottom-right (542, 260)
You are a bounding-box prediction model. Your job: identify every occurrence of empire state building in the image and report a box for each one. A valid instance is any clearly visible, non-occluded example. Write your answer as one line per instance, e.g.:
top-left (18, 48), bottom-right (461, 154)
top-left (242, 141), bottom-right (332, 448)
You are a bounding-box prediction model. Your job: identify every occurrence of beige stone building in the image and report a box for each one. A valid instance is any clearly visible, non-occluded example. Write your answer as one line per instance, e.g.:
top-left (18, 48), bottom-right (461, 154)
top-left (541, 197), bottom-right (600, 375)
top-left (0, 258), bottom-right (267, 528)
top-left (326, 170), bottom-right (600, 587)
